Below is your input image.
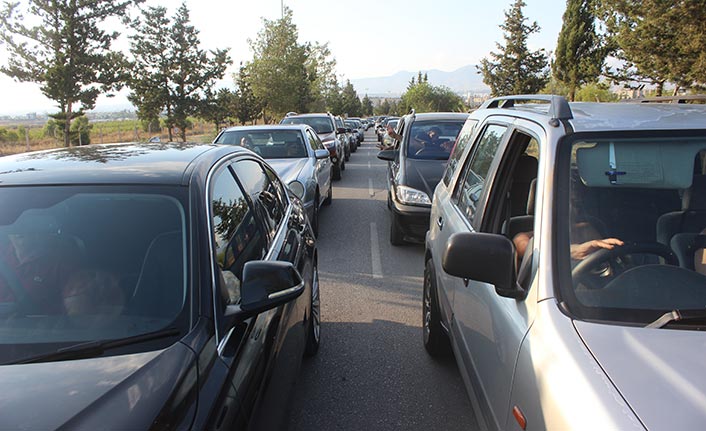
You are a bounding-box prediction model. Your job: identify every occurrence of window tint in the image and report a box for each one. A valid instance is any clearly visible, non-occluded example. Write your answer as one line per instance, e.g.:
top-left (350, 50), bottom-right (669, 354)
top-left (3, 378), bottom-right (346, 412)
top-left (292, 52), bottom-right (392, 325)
top-left (211, 167), bottom-right (267, 306)
top-left (232, 160), bottom-right (285, 238)
top-left (454, 124), bottom-right (507, 224)
top-left (443, 119), bottom-right (478, 186)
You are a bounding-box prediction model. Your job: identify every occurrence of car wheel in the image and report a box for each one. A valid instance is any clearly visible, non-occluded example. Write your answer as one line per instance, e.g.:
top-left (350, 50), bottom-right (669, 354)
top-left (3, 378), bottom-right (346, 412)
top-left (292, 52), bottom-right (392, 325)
top-left (323, 184), bottom-right (332, 206)
top-left (423, 258), bottom-right (450, 357)
top-left (341, 159), bottom-right (346, 171)
top-left (332, 164), bottom-right (342, 181)
top-left (304, 262), bottom-right (321, 357)
top-left (390, 212), bottom-right (405, 246)
top-left (311, 193), bottom-right (320, 237)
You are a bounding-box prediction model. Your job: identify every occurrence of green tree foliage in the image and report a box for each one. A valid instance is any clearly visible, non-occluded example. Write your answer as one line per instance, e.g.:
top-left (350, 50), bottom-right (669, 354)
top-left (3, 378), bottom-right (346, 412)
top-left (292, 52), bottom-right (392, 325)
top-left (247, 7), bottom-right (310, 122)
top-left (234, 63), bottom-right (261, 125)
top-left (554, 0), bottom-right (605, 101)
top-left (70, 115), bottom-right (92, 146)
top-left (129, 3), bottom-right (231, 141)
top-left (361, 95), bottom-right (374, 116)
top-left (0, 0), bottom-right (142, 147)
top-left (574, 82), bottom-right (619, 102)
top-left (306, 42), bottom-right (338, 112)
top-left (400, 73), bottom-right (464, 113)
top-left (0, 127), bottom-right (19, 143)
top-left (601, 0), bottom-right (706, 94)
top-left (478, 0), bottom-right (549, 96)
top-left (200, 88), bottom-right (238, 132)
top-left (339, 80), bottom-right (362, 117)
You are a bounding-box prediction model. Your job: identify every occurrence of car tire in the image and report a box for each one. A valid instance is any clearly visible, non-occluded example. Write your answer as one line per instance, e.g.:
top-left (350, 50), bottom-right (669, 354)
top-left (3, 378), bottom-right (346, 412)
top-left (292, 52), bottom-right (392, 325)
top-left (341, 159), bottom-right (346, 171)
top-left (423, 258), bottom-right (450, 357)
top-left (304, 261), bottom-right (321, 357)
top-left (332, 164), bottom-right (342, 181)
top-left (323, 184), bottom-right (332, 206)
top-left (390, 212), bottom-right (405, 246)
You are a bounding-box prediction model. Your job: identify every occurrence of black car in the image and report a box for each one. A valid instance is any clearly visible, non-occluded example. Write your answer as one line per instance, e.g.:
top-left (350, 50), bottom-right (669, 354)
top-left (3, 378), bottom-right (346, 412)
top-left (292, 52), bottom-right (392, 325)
top-left (378, 111), bottom-right (468, 245)
top-left (0, 142), bottom-right (320, 430)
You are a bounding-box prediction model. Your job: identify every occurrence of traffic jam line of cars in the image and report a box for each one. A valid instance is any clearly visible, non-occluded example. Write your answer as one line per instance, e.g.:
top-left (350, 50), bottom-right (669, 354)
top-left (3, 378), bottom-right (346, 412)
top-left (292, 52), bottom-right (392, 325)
top-left (1, 96), bottom-right (706, 430)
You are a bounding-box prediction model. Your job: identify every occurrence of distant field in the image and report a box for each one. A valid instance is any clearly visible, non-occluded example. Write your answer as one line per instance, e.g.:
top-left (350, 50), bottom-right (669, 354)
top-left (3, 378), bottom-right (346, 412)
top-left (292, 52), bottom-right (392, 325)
top-left (0, 118), bottom-right (222, 156)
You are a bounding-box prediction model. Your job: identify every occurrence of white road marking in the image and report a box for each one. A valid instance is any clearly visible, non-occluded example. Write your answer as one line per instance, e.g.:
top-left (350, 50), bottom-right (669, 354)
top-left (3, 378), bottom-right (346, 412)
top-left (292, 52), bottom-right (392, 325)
top-left (368, 161), bottom-right (371, 169)
top-left (368, 178), bottom-right (374, 197)
top-left (370, 222), bottom-right (383, 279)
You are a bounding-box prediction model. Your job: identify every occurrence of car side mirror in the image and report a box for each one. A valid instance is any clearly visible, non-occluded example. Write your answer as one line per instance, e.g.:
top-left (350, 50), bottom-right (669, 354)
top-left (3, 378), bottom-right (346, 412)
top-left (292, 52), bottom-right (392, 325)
top-left (337, 127), bottom-right (347, 134)
top-left (346, 128), bottom-right (352, 133)
top-left (314, 149), bottom-right (330, 160)
top-left (224, 260), bottom-right (304, 322)
top-left (442, 232), bottom-right (525, 299)
top-left (377, 149), bottom-right (397, 161)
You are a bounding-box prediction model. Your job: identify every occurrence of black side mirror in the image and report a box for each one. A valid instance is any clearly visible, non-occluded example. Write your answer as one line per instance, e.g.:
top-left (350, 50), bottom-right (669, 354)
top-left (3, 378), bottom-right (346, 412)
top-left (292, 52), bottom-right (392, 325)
top-left (442, 232), bottom-right (525, 299)
top-left (337, 127), bottom-right (347, 134)
top-left (224, 260), bottom-right (304, 322)
top-left (377, 149), bottom-right (397, 161)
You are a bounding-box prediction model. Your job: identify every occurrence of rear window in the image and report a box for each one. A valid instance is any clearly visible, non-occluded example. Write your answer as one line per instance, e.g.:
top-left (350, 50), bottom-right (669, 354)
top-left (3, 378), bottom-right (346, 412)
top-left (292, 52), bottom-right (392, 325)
top-left (281, 116), bottom-right (334, 134)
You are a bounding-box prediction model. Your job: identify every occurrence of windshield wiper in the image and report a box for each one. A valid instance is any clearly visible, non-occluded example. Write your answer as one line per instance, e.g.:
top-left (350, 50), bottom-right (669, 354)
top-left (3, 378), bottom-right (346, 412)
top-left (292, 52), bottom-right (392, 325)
top-left (7, 327), bottom-right (180, 365)
top-left (646, 309), bottom-right (706, 329)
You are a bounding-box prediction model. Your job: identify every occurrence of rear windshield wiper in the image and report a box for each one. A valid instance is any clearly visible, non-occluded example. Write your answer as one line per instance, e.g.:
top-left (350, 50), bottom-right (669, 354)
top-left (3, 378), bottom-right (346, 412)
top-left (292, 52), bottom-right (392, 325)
top-left (7, 327), bottom-right (180, 365)
top-left (646, 309), bottom-right (706, 329)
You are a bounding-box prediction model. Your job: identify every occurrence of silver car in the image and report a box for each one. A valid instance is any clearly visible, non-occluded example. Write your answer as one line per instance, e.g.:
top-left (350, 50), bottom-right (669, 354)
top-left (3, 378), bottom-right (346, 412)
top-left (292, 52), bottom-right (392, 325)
top-left (214, 125), bottom-right (332, 236)
top-left (425, 95), bottom-right (706, 430)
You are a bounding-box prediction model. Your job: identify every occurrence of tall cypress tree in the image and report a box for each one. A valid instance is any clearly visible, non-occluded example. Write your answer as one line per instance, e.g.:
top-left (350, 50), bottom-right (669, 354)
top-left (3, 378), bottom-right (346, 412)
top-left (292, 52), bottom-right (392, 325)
top-left (554, 0), bottom-right (604, 101)
top-left (478, 0), bottom-right (549, 96)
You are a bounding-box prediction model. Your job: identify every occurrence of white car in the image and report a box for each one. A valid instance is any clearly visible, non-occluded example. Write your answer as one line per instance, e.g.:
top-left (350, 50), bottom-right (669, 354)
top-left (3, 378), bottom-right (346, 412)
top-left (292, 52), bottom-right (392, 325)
top-left (425, 95), bottom-right (706, 430)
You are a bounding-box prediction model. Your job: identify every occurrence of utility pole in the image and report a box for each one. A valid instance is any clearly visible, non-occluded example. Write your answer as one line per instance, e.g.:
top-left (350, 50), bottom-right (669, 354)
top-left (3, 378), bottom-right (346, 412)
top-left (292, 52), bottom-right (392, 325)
top-left (281, 0), bottom-right (283, 18)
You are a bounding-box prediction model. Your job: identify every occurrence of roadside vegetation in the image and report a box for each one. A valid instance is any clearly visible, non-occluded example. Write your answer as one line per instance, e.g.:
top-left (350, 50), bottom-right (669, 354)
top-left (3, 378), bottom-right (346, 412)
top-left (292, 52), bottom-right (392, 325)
top-left (1, 0), bottom-right (705, 155)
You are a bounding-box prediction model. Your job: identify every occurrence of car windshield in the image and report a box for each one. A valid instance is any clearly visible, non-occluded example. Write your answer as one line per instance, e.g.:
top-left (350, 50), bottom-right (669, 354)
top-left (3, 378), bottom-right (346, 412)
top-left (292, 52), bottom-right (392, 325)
top-left (406, 120), bottom-right (464, 160)
top-left (281, 116), bottom-right (334, 134)
top-left (560, 136), bottom-right (706, 325)
top-left (0, 186), bottom-right (189, 363)
top-left (215, 130), bottom-right (308, 158)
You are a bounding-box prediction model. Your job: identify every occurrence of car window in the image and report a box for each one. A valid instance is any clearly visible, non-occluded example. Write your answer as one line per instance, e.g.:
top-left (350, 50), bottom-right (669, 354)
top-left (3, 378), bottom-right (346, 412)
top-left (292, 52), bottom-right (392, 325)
top-left (281, 116), bottom-right (334, 134)
top-left (443, 119), bottom-right (479, 186)
top-left (210, 167), bottom-right (267, 307)
top-left (306, 129), bottom-right (320, 152)
top-left (406, 120), bottom-right (465, 160)
top-left (561, 136), bottom-right (706, 324)
top-left (232, 160), bottom-right (285, 239)
top-left (214, 130), bottom-right (307, 159)
top-left (454, 124), bottom-right (508, 225)
top-left (0, 186), bottom-right (189, 363)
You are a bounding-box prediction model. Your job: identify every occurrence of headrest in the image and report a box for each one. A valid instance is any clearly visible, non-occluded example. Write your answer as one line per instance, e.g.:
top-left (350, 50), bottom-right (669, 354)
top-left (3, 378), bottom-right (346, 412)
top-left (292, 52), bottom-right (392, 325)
top-left (526, 178), bottom-right (537, 215)
top-left (683, 175), bottom-right (706, 210)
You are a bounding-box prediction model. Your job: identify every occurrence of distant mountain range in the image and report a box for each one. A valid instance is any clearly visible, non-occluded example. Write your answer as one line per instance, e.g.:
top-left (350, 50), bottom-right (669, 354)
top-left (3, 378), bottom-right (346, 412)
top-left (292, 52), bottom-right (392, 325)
top-left (350, 65), bottom-right (490, 97)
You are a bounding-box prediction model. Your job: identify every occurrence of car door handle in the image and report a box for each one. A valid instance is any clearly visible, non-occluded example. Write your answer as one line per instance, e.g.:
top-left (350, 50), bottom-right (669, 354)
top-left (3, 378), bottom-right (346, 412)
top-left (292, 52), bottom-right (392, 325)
top-left (437, 217), bottom-right (444, 230)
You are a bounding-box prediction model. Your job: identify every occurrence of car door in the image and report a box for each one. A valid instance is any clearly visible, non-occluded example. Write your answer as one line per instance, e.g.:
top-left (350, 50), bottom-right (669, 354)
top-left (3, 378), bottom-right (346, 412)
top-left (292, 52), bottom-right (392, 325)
top-left (428, 118), bottom-right (478, 322)
top-left (449, 122), bottom-right (543, 430)
top-left (385, 116), bottom-right (407, 197)
top-left (306, 128), bottom-right (331, 204)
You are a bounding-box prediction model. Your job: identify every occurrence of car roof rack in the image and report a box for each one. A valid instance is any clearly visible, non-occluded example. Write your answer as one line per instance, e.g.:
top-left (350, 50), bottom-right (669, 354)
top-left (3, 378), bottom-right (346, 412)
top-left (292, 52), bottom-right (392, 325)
top-left (627, 95), bottom-right (706, 104)
top-left (480, 95), bottom-right (573, 122)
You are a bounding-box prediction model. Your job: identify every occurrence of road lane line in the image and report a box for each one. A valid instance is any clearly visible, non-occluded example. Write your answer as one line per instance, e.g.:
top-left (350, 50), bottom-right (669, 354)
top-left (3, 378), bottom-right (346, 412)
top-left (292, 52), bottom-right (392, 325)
top-left (368, 161), bottom-right (371, 169)
top-left (370, 222), bottom-right (383, 279)
top-left (368, 178), bottom-right (374, 197)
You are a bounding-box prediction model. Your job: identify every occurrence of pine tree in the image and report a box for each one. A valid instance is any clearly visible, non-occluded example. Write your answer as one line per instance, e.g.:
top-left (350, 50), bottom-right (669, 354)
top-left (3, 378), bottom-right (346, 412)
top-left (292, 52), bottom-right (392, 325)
top-left (129, 4), bottom-right (231, 141)
top-left (235, 63), bottom-right (261, 125)
top-left (554, 0), bottom-right (604, 101)
top-left (0, 0), bottom-right (143, 147)
top-left (478, 0), bottom-right (549, 96)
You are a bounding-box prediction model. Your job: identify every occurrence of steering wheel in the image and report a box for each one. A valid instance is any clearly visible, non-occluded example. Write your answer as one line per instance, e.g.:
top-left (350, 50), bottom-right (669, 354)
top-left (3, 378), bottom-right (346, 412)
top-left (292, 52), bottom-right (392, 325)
top-left (571, 242), bottom-right (678, 288)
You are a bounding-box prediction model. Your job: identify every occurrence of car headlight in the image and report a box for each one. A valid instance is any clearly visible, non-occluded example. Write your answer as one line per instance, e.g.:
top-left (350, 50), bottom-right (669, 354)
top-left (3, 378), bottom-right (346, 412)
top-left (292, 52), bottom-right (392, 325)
top-left (322, 139), bottom-right (335, 149)
top-left (395, 185), bottom-right (431, 206)
top-left (288, 180), bottom-right (305, 200)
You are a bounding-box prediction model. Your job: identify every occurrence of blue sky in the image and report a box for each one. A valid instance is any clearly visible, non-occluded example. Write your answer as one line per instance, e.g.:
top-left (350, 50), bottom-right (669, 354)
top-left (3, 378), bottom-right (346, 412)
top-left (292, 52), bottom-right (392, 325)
top-left (0, 0), bottom-right (567, 115)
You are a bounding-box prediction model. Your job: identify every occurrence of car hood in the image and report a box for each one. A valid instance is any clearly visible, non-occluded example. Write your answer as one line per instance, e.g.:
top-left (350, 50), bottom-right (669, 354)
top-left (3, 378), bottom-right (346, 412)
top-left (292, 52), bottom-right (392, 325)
top-left (574, 321), bottom-right (706, 429)
top-left (266, 158), bottom-right (308, 184)
top-left (0, 342), bottom-right (197, 430)
top-left (402, 158), bottom-right (447, 199)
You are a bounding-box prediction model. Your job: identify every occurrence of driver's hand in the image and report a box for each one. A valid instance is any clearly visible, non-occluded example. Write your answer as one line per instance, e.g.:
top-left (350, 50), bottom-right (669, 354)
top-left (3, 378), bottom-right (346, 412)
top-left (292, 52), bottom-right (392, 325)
top-left (570, 238), bottom-right (624, 260)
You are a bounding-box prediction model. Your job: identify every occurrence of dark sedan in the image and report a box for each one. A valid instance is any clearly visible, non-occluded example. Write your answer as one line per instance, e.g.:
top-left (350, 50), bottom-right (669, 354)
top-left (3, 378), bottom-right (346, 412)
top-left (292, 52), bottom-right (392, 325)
top-left (0, 142), bottom-right (320, 430)
top-left (378, 112), bottom-right (468, 245)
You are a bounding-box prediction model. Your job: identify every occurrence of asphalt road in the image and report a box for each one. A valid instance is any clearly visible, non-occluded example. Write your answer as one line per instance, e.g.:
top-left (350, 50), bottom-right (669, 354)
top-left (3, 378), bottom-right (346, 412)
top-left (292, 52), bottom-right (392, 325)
top-left (288, 130), bottom-right (478, 430)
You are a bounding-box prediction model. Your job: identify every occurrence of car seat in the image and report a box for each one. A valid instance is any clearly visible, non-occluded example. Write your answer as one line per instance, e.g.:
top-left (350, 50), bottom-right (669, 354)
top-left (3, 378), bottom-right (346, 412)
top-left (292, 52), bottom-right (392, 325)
top-left (670, 233), bottom-right (705, 270)
top-left (656, 174), bottom-right (706, 245)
